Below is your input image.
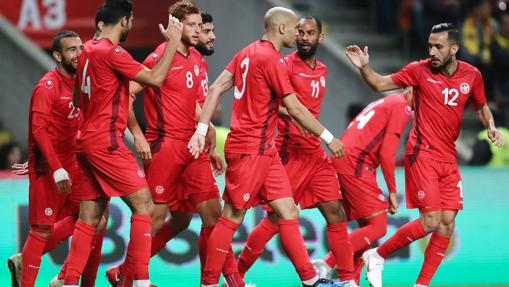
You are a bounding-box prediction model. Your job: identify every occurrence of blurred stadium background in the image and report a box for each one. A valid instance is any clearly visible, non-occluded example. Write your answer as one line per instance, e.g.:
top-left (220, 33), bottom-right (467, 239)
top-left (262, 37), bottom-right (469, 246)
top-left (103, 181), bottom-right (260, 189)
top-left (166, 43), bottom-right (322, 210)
top-left (0, 0), bottom-right (508, 286)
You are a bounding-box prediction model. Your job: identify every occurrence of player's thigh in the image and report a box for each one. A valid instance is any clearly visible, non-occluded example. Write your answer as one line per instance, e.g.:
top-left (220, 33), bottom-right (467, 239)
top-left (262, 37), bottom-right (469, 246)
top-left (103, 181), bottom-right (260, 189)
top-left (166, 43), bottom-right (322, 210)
top-left (338, 173), bottom-right (387, 221)
top-left (282, 153), bottom-right (313, 199)
top-left (438, 162), bottom-right (463, 211)
top-left (305, 155), bottom-right (342, 209)
top-left (405, 155), bottom-right (441, 211)
top-left (264, 155), bottom-right (297, 219)
top-left (28, 173), bottom-right (67, 226)
top-left (223, 153), bottom-right (271, 210)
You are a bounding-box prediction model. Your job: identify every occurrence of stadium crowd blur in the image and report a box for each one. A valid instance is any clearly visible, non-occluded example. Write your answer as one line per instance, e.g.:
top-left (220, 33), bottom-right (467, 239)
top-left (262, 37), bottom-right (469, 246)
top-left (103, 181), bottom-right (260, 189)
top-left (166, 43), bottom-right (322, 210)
top-left (372, 0), bottom-right (509, 166)
top-left (0, 120), bottom-right (23, 170)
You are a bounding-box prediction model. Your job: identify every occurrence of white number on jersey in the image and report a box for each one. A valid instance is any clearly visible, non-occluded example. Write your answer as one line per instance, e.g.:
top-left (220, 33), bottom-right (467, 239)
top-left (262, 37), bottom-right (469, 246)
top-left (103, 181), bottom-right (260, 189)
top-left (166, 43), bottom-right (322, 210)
top-left (81, 59), bottom-right (91, 99)
top-left (349, 99), bottom-right (385, 130)
top-left (442, 88), bottom-right (459, 106)
top-left (186, 71), bottom-right (194, 88)
top-left (234, 57), bottom-right (250, 100)
top-left (67, 101), bottom-right (80, 119)
top-left (201, 74), bottom-right (208, 97)
top-left (310, 80), bottom-right (320, 98)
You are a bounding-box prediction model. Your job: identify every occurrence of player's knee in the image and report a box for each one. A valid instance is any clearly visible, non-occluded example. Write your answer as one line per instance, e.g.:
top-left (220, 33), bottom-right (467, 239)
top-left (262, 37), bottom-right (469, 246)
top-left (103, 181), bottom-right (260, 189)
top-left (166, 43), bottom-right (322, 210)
top-left (278, 204), bottom-right (299, 220)
top-left (420, 212), bottom-right (441, 232)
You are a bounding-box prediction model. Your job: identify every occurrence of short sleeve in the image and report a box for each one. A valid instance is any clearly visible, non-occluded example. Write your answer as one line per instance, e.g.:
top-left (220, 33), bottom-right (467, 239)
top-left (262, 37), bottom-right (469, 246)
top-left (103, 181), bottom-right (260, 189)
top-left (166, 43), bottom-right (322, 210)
top-left (386, 102), bottom-right (412, 135)
top-left (470, 70), bottom-right (487, 110)
top-left (264, 56), bottom-right (294, 98)
top-left (31, 79), bottom-right (57, 115)
top-left (108, 46), bottom-right (145, 80)
top-left (225, 53), bottom-right (238, 74)
top-left (391, 61), bottom-right (421, 88)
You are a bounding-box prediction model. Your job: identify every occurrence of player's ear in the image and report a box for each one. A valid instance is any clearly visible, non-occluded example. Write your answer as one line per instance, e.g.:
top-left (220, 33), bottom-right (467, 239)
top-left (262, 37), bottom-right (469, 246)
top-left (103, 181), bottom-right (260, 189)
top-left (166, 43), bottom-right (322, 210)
top-left (279, 24), bottom-right (285, 35)
top-left (318, 32), bottom-right (325, 43)
top-left (52, 51), bottom-right (62, 64)
top-left (120, 16), bottom-right (128, 28)
top-left (450, 42), bottom-right (459, 56)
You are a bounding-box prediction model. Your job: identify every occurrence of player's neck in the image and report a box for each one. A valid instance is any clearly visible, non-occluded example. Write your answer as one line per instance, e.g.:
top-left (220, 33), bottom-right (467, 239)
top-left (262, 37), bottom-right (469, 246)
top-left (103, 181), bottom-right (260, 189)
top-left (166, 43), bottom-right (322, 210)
top-left (97, 29), bottom-right (121, 45)
top-left (261, 34), bottom-right (282, 52)
top-left (442, 59), bottom-right (458, 76)
top-left (177, 41), bottom-right (190, 56)
top-left (56, 65), bottom-right (74, 79)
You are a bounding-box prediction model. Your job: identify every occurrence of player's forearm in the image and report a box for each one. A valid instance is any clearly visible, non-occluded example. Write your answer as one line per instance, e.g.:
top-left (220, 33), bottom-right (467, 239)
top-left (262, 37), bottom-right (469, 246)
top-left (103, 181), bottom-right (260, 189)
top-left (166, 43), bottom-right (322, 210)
top-left (198, 85), bottom-right (222, 125)
top-left (278, 106), bottom-right (291, 119)
top-left (359, 65), bottom-right (396, 92)
top-left (127, 108), bottom-right (144, 139)
top-left (286, 101), bottom-right (325, 136)
top-left (379, 133), bottom-right (400, 193)
top-left (477, 104), bottom-right (496, 130)
top-left (32, 112), bottom-right (62, 172)
top-left (149, 41), bottom-right (178, 87)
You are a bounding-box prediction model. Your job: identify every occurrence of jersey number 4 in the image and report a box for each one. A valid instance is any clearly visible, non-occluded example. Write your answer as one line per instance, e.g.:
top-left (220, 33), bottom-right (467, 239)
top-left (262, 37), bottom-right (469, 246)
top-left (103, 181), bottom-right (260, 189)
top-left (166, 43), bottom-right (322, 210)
top-left (349, 98), bottom-right (385, 130)
top-left (81, 59), bottom-right (92, 99)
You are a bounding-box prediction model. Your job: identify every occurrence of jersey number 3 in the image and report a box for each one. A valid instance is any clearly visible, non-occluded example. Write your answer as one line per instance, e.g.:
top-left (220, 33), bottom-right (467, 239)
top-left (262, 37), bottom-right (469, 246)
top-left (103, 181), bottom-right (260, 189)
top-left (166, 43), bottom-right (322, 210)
top-left (234, 57), bottom-right (250, 99)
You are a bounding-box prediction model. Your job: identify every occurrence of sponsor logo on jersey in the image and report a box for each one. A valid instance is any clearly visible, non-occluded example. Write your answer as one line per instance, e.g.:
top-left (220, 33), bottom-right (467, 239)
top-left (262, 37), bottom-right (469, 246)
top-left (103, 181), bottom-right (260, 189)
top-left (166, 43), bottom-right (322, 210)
top-left (298, 73), bottom-right (312, 78)
top-left (460, 82), bottom-right (470, 94)
top-left (171, 66), bottom-right (184, 71)
top-left (44, 208), bottom-right (53, 216)
top-left (426, 78), bottom-right (442, 84)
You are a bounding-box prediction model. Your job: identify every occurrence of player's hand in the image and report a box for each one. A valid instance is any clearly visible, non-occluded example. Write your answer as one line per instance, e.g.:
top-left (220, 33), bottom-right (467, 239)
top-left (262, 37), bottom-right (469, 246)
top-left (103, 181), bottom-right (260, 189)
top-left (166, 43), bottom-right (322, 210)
top-left (208, 149), bottom-right (225, 176)
top-left (488, 128), bottom-right (505, 148)
top-left (188, 133), bottom-right (206, 159)
top-left (12, 161), bottom-right (28, 176)
top-left (53, 168), bottom-right (72, 194)
top-left (205, 125), bottom-right (217, 154)
top-left (346, 45), bottom-right (369, 69)
top-left (292, 118), bottom-right (312, 137)
top-left (388, 192), bottom-right (398, 215)
top-left (134, 134), bottom-right (152, 161)
top-left (159, 15), bottom-right (183, 43)
top-left (327, 138), bottom-right (345, 158)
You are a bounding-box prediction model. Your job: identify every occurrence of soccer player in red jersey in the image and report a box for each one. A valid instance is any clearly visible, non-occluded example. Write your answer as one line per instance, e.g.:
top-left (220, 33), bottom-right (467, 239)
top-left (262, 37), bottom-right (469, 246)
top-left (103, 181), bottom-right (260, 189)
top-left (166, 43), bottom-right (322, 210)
top-left (188, 7), bottom-right (345, 287)
top-left (313, 89), bottom-right (413, 285)
top-left (108, 4), bottom-right (243, 285)
top-left (234, 16), bottom-right (357, 286)
top-left (12, 30), bottom-right (82, 287)
top-left (61, 1), bottom-right (183, 286)
top-left (345, 23), bottom-right (504, 287)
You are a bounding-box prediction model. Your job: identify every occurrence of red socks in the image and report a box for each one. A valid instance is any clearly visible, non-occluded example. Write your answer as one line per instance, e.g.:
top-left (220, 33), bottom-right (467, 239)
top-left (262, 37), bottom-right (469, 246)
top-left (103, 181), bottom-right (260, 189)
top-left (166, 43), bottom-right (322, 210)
top-left (377, 219), bottom-right (427, 258)
top-left (323, 212), bottom-right (388, 268)
top-left (63, 220), bottom-right (96, 285)
top-left (198, 225), bottom-right (214, 270)
top-left (237, 217), bottom-right (279, 277)
top-left (21, 231), bottom-right (49, 286)
top-left (279, 219), bottom-right (316, 282)
top-left (326, 222), bottom-right (354, 281)
top-left (416, 233), bottom-right (450, 285)
top-left (43, 216), bottom-right (76, 253)
top-left (81, 226), bottom-right (107, 287)
top-left (151, 220), bottom-right (177, 256)
top-left (201, 217), bottom-right (239, 285)
top-left (124, 214), bottom-right (152, 280)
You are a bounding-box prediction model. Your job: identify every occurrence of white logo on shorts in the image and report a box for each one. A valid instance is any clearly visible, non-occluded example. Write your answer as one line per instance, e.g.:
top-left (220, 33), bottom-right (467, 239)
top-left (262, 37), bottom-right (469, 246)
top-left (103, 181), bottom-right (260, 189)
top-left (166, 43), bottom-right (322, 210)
top-left (44, 208), bottom-right (53, 216)
top-left (155, 185), bottom-right (165, 194)
top-left (460, 82), bottom-right (470, 94)
top-left (137, 170), bottom-right (145, 178)
top-left (418, 190), bottom-right (426, 200)
top-left (243, 193), bottom-right (250, 202)
top-left (378, 194), bottom-right (386, 202)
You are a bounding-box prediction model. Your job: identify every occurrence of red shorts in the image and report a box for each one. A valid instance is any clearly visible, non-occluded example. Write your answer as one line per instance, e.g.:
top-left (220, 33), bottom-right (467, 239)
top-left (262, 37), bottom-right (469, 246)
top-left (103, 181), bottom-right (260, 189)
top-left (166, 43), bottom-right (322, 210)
top-left (223, 152), bottom-right (292, 210)
top-left (337, 173), bottom-right (389, 221)
top-left (405, 155), bottom-right (463, 211)
top-left (281, 151), bottom-right (341, 209)
top-left (146, 139), bottom-right (216, 204)
top-left (169, 176), bottom-right (220, 212)
top-left (76, 145), bottom-right (148, 200)
top-left (28, 165), bottom-right (81, 226)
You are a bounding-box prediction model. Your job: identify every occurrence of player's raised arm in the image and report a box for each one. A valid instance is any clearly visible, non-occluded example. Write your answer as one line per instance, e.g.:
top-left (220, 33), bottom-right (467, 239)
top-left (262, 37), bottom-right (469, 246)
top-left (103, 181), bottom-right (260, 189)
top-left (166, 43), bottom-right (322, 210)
top-left (476, 104), bottom-right (505, 148)
top-left (133, 15), bottom-right (183, 88)
top-left (188, 69), bottom-right (234, 158)
top-left (346, 45), bottom-right (399, 92)
top-left (282, 94), bottom-right (345, 157)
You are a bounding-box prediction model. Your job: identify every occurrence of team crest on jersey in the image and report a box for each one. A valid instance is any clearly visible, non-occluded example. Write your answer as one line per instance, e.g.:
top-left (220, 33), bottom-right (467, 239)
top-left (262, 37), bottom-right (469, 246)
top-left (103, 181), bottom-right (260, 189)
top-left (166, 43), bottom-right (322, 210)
top-left (243, 193), bottom-right (250, 202)
top-left (194, 65), bottom-right (200, 76)
top-left (152, 53), bottom-right (159, 60)
top-left (45, 208), bottom-right (53, 216)
top-left (137, 170), bottom-right (145, 178)
top-left (378, 194), bottom-right (386, 202)
top-left (418, 190), bottom-right (426, 200)
top-left (320, 76), bottom-right (326, 87)
top-left (155, 185), bottom-right (164, 194)
top-left (460, 82), bottom-right (470, 94)
top-left (44, 80), bottom-right (54, 88)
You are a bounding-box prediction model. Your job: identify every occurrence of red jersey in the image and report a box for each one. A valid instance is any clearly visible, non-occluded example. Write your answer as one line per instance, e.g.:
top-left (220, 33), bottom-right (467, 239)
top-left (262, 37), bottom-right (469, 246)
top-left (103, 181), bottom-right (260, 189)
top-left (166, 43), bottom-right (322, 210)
top-left (143, 43), bottom-right (202, 142)
top-left (225, 40), bottom-right (294, 155)
top-left (336, 94), bottom-right (411, 176)
top-left (197, 57), bottom-right (209, 107)
top-left (28, 69), bottom-right (80, 174)
top-left (391, 59), bottom-right (487, 162)
top-left (276, 51), bottom-right (327, 153)
top-left (75, 38), bottom-right (144, 152)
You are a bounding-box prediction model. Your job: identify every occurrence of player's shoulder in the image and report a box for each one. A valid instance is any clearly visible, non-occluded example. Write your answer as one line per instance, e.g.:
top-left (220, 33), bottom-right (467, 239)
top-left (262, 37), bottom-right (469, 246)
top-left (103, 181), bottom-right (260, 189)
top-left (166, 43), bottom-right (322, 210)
top-left (144, 42), bottom-right (167, 63)
top-left (385, 94), bottom-right (412, 116)
top-left (404, 58), bottom-right (429, 69)
top-left (315, 58), bottom-right (327, 71)
top-left (37, 70), bottom-right (60, 91)
top-left (457, 60), bottom-right (482, 76)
